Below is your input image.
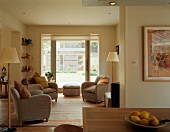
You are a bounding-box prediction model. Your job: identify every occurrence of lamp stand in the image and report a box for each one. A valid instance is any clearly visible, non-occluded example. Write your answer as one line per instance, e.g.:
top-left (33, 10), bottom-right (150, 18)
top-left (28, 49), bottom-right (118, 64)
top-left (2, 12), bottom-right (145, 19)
top-left (1, 64), bottom-right (16, 132)
top-left (106, 52), bottom-right (119, 83)
top-left (112, 61), bottom-right (114, 82)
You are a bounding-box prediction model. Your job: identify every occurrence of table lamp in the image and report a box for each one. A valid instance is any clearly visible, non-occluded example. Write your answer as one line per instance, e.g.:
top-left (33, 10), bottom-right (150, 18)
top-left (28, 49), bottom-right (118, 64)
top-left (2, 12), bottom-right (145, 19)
top-left (0, 47), bottom-right (20, 132)
top-left (106, 52), bottom-right (119, 82)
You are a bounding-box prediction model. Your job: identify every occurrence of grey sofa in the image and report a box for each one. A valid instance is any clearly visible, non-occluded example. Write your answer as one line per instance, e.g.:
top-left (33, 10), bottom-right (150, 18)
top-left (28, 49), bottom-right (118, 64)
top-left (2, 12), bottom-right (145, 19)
top-left (81, 75), bottom-right (110, 103)
top-left (27, 76), bottom-right (58, 102)
top-left (11, 88), bottom-right (51, 126)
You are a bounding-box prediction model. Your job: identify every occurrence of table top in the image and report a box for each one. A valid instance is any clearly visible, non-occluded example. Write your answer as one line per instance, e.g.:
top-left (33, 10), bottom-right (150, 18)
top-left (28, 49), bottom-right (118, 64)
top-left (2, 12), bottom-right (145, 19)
top-left (0, 81), bottom-right (8, 84)
top-left (83, 107), bottom-right (170, 132)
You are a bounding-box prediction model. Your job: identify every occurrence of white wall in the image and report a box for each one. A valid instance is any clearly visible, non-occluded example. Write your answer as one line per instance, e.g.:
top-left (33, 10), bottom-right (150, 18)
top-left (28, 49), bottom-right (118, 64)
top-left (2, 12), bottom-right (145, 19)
top-left (118, 7), bottom-right (126, 107)
top-left (125, 6), bottom-right (170, 108)
top-left (0, 9), bottom-right (26, 84)
top-left (26, 26), bottom-right (117, 80)
top-left (0, 10), bottom-right (26, 33)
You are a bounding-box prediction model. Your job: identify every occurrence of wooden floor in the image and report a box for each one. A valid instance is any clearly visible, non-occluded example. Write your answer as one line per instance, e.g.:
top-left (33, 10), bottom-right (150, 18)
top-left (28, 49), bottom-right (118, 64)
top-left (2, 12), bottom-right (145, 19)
top-left (0, 93), bottom-right (82, 132)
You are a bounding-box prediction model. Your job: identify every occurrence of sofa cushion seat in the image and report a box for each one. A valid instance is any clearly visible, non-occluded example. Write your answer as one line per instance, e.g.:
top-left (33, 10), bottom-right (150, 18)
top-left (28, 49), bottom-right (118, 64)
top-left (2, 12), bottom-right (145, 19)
top-left (43, 88), bottom-right (56, 94)
top-left (82, 85), bottom-right (96, 94)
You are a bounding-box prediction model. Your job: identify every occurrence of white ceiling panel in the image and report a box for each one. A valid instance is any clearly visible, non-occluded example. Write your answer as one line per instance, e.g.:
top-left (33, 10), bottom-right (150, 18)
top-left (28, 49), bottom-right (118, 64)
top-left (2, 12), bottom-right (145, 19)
top-left (0, 0), bottom-right (119, 26)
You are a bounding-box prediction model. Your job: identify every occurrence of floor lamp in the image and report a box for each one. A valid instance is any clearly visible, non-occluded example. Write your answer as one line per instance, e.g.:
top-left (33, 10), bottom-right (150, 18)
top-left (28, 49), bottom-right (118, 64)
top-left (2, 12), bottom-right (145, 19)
top-left (106, 52), bottom-right (119, 82)
top-left (0, 47), bottom-right (20, 132)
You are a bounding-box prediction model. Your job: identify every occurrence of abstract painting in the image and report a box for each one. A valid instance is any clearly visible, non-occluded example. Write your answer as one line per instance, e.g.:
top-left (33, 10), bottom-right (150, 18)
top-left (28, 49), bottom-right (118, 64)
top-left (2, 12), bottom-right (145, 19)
top-left (144, 26), bottom-right (170, 81)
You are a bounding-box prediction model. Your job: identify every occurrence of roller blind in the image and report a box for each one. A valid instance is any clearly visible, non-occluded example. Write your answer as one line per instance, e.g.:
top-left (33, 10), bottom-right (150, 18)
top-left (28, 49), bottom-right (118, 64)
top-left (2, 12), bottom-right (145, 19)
top-left (41, 34), bottom-right (99, 41)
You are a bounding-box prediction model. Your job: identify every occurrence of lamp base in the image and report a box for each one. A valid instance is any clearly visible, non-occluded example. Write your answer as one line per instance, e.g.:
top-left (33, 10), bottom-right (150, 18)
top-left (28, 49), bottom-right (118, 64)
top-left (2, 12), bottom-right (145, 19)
top-left (1, 127), bottom-right (16, 132)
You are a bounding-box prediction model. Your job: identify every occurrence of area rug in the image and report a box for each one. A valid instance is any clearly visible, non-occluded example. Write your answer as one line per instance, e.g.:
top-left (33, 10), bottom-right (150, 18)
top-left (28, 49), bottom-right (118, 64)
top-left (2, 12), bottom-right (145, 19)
top-left (0, 94), bottom-right (104, 127)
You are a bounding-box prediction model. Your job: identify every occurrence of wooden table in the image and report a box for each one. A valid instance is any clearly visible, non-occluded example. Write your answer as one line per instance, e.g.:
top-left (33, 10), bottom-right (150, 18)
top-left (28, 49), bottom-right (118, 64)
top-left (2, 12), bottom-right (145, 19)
top-left (83, 107), bottom-right (170, 132)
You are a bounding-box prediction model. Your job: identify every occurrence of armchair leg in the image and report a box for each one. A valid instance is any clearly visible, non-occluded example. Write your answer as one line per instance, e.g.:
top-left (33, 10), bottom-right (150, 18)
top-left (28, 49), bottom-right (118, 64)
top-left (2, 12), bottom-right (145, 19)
top-left (55, 99), bottom-right (57, 102)
top-left (46, 119), bottom-right (48, 122)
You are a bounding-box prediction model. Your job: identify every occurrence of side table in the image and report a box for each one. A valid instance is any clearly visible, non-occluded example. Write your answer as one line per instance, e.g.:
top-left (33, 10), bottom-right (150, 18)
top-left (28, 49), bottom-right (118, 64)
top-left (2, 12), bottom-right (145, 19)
top-left (0, 81), bottom-right (8, 97)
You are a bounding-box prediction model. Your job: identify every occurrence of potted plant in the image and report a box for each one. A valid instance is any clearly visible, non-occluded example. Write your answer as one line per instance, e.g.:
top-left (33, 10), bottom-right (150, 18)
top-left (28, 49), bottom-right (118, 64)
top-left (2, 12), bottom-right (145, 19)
top-left (45, 71), bottom-right (53, 82)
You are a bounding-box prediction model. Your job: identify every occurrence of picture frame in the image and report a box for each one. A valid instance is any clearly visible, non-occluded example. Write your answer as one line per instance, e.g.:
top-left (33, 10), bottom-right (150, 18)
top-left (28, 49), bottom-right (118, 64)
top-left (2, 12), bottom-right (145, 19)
top-left (144, 26), bottom-right (170, 81)
top-left (116, 45), bottom-right (119, 55)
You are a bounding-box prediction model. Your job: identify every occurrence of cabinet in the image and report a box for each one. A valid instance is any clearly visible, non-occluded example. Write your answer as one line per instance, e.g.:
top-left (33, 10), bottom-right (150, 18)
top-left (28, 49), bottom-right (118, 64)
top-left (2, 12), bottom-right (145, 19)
top-left (111, 82), bottom-right (120, 108)
top-left (21, 38), bottom-right (33, 72)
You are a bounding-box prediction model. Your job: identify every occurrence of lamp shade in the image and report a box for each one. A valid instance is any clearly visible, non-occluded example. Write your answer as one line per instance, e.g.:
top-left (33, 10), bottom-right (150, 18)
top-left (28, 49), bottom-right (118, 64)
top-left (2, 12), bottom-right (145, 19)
top-left (106, 52), bottom-right (119, 62)
top-left (0, 47), bottom-right (20, 63)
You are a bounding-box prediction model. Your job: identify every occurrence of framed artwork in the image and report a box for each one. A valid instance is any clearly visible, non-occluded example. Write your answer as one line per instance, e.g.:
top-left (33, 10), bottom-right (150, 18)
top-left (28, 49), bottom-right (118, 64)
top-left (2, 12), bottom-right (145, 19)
top-left (144, 26), bottom-right (170, 81)
top-left (116, 45), bottom-right (119, 55)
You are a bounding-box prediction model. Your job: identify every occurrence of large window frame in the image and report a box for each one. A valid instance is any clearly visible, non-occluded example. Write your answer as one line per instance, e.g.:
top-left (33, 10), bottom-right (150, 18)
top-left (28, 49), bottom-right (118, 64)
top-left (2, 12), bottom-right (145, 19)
top-left (41, 34), bottom-right (99, 86)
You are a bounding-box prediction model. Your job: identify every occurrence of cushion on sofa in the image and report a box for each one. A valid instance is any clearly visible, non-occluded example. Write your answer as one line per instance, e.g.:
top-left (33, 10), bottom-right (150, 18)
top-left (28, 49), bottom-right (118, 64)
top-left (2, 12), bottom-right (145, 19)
top-left (35, 76), bottom-right (49, 88)
top-left (14, 81), bottom-right (31, 99)
top-left (28, 72), bottom-right (40, 84)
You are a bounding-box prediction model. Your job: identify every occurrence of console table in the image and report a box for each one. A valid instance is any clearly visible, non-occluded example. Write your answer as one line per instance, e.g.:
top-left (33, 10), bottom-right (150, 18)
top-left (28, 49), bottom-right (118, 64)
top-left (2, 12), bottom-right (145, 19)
top-left (83, 107), bottom-right (170, 132)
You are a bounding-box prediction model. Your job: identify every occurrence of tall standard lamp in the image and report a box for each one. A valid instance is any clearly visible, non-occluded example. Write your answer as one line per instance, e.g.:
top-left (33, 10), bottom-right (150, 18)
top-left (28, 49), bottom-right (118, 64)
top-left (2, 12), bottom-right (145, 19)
top-left (0, 47), bottom-right (20, 132)
top-left (106, 52), bottom-right (119, 82)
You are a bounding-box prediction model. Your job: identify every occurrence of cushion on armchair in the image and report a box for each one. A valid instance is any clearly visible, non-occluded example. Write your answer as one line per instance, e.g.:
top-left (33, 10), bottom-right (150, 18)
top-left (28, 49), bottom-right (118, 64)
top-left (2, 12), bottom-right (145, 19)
top-left (14, 81), bottom-right (31, 99)
top-left (97, 76), bottom-right (109, 84)
top-left (35, 76), bottom-right (49, 88)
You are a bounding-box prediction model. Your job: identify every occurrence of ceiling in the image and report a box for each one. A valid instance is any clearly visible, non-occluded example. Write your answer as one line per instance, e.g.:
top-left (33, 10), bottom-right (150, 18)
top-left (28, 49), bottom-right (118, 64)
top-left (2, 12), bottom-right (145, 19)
top-left (0, 0), bottom-right (119, 26)
top-left (0, 0), bottom-right (169, 26)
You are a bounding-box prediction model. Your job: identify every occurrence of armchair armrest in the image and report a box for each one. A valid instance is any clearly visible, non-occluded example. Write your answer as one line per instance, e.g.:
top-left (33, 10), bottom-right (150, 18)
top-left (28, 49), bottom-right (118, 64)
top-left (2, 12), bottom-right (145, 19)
top-left (95, 84), bottom-right (109, 98)
top-left (48, 82), bottom-right (58, 91)
top-left (28, 84), bottom-right (43, 91)
top-left (81, 81), bottom-right (96, 89)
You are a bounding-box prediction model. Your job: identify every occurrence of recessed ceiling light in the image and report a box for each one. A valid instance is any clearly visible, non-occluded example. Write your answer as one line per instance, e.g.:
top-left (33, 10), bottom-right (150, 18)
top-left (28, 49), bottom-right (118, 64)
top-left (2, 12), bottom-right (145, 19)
top-left (109, 2), bottom-right (116, 6)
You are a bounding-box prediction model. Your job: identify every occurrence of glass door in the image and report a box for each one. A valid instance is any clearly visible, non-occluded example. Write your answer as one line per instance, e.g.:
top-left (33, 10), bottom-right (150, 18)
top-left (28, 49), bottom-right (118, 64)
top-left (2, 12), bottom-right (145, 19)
top-left (41, 35), bottom-right (99, 88)
top-left (90, 40), bottom-right (99, 81)
top-left (56, 40), bottom-right (86, 88)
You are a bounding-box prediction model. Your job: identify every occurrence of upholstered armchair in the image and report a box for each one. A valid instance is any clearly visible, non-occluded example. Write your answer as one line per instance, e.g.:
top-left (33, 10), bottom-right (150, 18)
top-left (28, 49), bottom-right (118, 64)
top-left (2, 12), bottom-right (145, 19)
top-left (81, 75), bottom-right (110, 103)
top-left (11, 88), bottom-right (51, 126)
top-left (26, 76), bottom-right (58, 102)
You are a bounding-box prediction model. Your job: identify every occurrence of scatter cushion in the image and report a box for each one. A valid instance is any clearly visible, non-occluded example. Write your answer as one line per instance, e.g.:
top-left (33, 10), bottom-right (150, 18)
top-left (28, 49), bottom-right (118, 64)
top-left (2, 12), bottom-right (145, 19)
top-left (35, 76), bottom-right (49, 88)
top-left (97, 76), bottom-right (109, 84)
top-left (29, 72), bottom-right (40, 84)
top-left (14, 81), bottom-right (31, 99)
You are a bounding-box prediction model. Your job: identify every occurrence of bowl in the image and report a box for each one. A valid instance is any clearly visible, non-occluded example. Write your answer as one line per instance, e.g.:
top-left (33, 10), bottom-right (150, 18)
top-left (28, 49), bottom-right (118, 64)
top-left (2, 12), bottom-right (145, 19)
top-left (125, 115), bottom-right (167, 129)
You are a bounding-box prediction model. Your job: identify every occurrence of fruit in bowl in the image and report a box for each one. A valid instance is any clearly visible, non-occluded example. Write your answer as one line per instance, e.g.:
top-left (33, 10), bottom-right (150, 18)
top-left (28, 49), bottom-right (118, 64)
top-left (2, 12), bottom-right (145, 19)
top-left (129, 111), bottom-right (160, 126)
top-left (139, 111), bottom-right (150, 120)
top-left (130, 116), bottom-right (141, 123)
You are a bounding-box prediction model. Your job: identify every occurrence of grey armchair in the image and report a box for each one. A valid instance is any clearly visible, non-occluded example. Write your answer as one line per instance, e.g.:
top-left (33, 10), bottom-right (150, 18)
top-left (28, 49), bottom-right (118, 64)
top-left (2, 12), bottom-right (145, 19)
top-left (81, 75), bottom-right (110, 103)
top-left (27, 76), bottom-right (58, 102)
top-left (11, 88), bottom-right (51, 126)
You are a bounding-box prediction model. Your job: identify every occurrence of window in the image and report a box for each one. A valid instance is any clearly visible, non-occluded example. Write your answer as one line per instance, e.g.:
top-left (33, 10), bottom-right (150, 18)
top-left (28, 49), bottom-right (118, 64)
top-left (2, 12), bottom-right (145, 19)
top-left (41, 34), bottom-right (99, 88)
